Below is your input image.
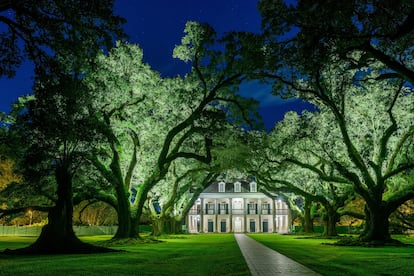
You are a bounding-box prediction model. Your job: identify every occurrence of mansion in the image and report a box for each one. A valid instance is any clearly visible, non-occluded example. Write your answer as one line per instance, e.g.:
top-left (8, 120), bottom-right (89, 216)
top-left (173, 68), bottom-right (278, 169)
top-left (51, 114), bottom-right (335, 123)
top-left (186, 180), bottom-right (290, 233)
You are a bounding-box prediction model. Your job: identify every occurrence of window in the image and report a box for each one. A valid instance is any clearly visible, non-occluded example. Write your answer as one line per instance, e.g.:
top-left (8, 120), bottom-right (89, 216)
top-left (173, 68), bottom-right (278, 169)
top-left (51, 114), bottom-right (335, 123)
top-left (218, 181), bottom-right (225, 192)
top-left (262, 203), bottom-right (271, 214)
top-left (234, 181), bottom-right (241, 192)
top-left (248, 203), bottom-right (258, 214)
top-left (218, 203), bottom-right (229, 214)
top-left (205, 203), bottom-right (215, 214)
top-left (250, 181), bottom-right (257, 192)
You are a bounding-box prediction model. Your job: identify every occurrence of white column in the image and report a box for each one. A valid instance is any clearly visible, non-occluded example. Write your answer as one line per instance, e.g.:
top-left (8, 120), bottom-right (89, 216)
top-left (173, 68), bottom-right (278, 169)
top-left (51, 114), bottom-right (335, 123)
top-left (200, 198), bottom-right (204, 233)
top-left (272, 199), bottom-right (277, 233)
top-left (214, 199), bottom-right (218, 232)
top-left (243, 198), bottom-right (247, 232)
top-left (258, 198), bottom-right (262, 232)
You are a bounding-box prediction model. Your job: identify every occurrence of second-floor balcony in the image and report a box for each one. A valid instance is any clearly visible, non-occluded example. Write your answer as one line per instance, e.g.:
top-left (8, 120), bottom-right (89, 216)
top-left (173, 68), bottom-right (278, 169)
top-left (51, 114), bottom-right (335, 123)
top-left (187, 207), bottom-right (288, 216)
top-left (261, 209), bottom-right (272, 215)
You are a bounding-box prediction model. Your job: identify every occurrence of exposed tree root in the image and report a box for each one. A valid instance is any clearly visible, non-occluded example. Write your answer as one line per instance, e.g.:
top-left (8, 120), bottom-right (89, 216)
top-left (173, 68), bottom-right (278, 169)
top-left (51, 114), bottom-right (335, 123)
top-left (98, 236), bottom-right (163, 247)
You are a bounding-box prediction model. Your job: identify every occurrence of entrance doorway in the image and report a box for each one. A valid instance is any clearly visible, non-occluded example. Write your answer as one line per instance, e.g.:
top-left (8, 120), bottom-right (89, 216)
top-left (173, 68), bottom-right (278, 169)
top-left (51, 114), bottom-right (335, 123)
top-left (234, 217), bottom-right (242, 232)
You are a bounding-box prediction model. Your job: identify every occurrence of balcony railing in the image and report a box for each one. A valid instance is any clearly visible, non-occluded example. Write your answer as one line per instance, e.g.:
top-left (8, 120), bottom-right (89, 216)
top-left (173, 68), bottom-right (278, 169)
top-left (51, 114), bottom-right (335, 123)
top-left (218, 209), bottom-right (229, 215)
top-left (247, 210), bottom-right (258, 215)
top-left (205, 209), bottom-right (215, 215)
top-left (188, 208), bottom-right (289, 216)
top-left (261, 209), bottom-right (272, 215)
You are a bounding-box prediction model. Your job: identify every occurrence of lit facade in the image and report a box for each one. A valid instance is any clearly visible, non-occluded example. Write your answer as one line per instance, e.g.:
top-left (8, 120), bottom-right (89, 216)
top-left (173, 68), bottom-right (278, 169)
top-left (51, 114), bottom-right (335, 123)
top-left (186, 181), bottom-right (290, 233)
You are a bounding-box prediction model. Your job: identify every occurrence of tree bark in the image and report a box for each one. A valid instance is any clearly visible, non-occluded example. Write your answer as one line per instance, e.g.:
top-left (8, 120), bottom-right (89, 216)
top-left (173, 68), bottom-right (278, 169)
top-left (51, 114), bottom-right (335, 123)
top-left (5, 164), bottom-right (115, 254)
top-left (360, 203), bottom-right (393, 244)
top-left (112, 184), bottom-right (138, 239)
top-left (322, 204), bottom-right (338, 237)
top-left (301, 199), bottom-right (314, 233)
top-left (152, 217), bottom-right (165, 236)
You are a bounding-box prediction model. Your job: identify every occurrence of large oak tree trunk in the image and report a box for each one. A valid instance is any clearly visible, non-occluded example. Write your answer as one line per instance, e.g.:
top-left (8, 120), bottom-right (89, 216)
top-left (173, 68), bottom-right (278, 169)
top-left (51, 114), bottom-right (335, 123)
top-left (323, 204), bottom-right (338, 237)
top-left (112, 184), bottom-right (139, 239)
top-left (5, 165), bottom-right (115, 254)
top-left (360, 203), bottom-right (393, 244)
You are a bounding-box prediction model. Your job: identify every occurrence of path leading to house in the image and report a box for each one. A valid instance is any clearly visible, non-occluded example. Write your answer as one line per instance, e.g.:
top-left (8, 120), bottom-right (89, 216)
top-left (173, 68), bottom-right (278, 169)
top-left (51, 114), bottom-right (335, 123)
top-left (234, 234), bottom-right (320, 276)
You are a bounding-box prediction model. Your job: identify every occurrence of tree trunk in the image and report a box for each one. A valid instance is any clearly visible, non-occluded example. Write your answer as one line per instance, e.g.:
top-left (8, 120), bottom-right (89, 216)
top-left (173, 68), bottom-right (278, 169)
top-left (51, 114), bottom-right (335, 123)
top-left (152, 217), bottom-right (165, 236)
top-left (171, 218), bottom-right (183, 234)
top-left (360, 203), bottom-right (393, 244)
top-left (301, 199), bottom-right (314, 233)
top-left (5, 165), bottom-right (115, 254)
top-left (134, 177), bottom-right (157, 236)
top-left (112, 184), bottom-right (139, 239)
top-left (323, 204), bottom-right (338, 237)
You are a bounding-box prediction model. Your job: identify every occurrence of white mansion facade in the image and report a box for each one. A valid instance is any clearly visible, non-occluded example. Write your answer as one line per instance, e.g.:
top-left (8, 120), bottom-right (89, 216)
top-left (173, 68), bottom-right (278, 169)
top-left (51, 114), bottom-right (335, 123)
top-left (186, 180), bottom-right (290, 233)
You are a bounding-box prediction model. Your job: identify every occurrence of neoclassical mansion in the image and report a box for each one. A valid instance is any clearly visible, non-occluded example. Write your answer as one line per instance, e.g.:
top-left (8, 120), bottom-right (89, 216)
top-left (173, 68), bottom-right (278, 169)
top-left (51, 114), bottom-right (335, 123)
top-left (186, 180), bottom-right (290, 233)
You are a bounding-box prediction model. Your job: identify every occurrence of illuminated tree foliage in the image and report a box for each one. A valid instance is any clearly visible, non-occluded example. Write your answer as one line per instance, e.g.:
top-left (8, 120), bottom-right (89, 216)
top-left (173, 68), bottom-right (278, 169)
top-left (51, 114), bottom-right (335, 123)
top-left (79, 42), bottom-right (162, 240)
top-left (147, 160), bottom-right (218, 236)
top-left (245, 121), bottom-right (354, 236)
top-left (235, 0), bottom-right (414, 244)
top-left (129, 21), bottom-right (260, 238)
top-left (146, 125), bottom-right (249, 236)
top-left (260, 61), bottom-right (414, 243)
top-left (80, 21), bottom-right (261, 240)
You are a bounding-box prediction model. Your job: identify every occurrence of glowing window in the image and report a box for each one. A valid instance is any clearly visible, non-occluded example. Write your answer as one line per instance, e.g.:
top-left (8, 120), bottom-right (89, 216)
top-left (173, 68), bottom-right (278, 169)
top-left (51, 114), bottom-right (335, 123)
top-left (218, 181), bottom-right (225, 192)
top-left (234, 181), bottom-right (241, 192)
top-left (250, 182), bottom-right (257, 192)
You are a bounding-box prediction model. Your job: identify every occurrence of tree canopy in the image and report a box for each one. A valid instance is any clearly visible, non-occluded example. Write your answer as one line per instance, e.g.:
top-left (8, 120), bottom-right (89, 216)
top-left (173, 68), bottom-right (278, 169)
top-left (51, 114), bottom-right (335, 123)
top-left (258, 0), bottom-right (414, 85)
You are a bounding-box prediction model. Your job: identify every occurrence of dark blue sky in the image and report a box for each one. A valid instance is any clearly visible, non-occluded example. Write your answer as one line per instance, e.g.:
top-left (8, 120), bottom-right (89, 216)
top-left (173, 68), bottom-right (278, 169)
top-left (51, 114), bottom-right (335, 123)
top-left (0, 0), bottom-right (311, 130)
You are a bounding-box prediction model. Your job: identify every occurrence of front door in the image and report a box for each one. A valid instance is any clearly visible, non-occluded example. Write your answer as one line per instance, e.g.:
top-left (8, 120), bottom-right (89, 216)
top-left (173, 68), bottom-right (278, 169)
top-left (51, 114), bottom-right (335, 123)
top-left (234, 217), bottom-right (242, 232)
top-left (250, 220), bottom-right (256, 232)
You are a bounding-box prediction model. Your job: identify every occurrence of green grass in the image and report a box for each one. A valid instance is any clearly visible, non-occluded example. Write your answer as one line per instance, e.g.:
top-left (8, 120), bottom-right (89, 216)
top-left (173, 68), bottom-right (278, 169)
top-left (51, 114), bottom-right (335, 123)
top-left (248, 233), bottom-right (414, 276)
top-left (0, 234), bottom-right (250, 275)
top-left (2, 234), bottom-right (414, 275)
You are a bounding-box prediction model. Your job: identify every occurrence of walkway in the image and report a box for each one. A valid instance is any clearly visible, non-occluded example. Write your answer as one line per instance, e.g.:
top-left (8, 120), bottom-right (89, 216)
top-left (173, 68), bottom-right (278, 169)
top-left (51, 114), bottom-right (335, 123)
top-left (234, 234), bottom-right (320, 276)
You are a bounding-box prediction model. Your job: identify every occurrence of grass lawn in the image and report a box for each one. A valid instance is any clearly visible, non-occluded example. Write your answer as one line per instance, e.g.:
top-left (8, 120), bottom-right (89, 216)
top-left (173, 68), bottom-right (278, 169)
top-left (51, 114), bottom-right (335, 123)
top-left (0, 234), bottom-right (250, 275)
top-left (248, 233), bottom-right (414, 276)
top-left (2, 233), bottom-right (414, 275)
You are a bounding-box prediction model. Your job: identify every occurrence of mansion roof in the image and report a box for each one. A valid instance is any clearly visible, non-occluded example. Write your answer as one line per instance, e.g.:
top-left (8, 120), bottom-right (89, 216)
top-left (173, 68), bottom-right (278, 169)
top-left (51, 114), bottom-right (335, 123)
top-left (202, 180), bottom-right (255, 193)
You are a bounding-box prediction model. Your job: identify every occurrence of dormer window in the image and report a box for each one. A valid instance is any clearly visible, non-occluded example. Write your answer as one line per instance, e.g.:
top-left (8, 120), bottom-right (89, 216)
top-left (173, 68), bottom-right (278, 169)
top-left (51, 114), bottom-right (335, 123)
top-left (250, 182), bottom-right (257, 193)
top-left (234, 181), bottom-right (241, 192)
top-left (218, 181), bottom-right (225, 193)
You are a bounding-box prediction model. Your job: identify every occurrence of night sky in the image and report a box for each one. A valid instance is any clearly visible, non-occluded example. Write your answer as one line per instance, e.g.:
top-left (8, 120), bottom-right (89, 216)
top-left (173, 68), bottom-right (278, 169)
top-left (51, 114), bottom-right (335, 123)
top-left (0, 0), bottom-right (312, 130)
